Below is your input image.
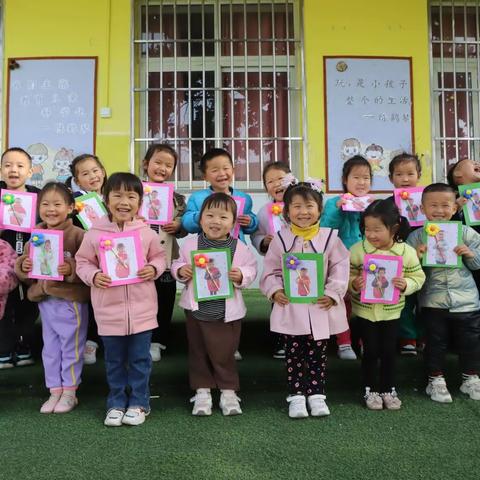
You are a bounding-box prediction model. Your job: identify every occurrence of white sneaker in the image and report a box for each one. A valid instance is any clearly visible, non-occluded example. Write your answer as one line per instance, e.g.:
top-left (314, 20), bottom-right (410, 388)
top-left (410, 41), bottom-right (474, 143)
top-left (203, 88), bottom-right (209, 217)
top-left (83, 340), bottom-right (98, 365)
top-left (460, 374), bottom-right (480, 400)
top-left (287, 395), bottom-right (308, 419)
top-left (190, 388), bottom-right (212, 416)
top-left (338, 344), bottom-right (357, 360)
top-left (307, 394), bottom-right (330, 417)
top-left (426, 376), bottom-right (453, 403)
top-left (104, 408), bottom-right (125, 427)
top-left (122, 407), bottom-right (149, 426)
top-left (234, 350), bottom-right (243, 361)
top-left (219, 390), bottom-right (242, 416)
top-left (150, 342), bottom-right (162, 362)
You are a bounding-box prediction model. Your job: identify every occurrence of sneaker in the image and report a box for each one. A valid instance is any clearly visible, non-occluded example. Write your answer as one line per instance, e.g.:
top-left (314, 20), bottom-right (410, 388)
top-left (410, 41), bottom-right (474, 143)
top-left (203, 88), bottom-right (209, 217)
top-left (0, 355), bottom-right (15, 369)
top-left (104, 408), bottom-right (125, 427)
top-left (15, 352), bottom-right (35, 366)
top-left (460, 374), bottom-right (480, 400)
top-left (287, 395), bottom-right (309, 419)
top-left (219, 390), bottom-right (242, 416)
top-left (364, 387), bottom-right (383, 410)
top-left (150, 342), bottom-right (162, 362)
top-left (83, 340), bottom-right (98, 365)
top-left (122, 407), bottom-right (149, 426)
top-left (307, 394), bottom-right (330, 417)
top-left (426, 376), bottom-right (453, 403)
top-left (234, 350), bottom-right (242, 361)
top-left (40, 391), bottom-right (62, 414)
top-left (190, 389), bottom-right (212, 416)
top-left (53, 392), bottom-right (78, 413)
top-left (382, 388), bottom-right (402, 410)
top-left (273, 348), bottom-right (286, 359)
top-left (338, 345), bottom-right (357, 360)
top-left (400, 344), bottom-right (417, 356)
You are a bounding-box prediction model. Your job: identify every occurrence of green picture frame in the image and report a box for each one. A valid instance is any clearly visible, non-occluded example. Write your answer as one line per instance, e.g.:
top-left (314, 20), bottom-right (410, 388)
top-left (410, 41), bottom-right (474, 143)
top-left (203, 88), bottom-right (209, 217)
top-left (282, 252), bottom-right (324, 304)
top-left (75, 192), bottom-right (108, 230)
top-left (458, 182), bottom-right (480, 227)
top-left (191, 248), bottom-right (234, 302)
top-left (422, 221), bottom-right (462, 268)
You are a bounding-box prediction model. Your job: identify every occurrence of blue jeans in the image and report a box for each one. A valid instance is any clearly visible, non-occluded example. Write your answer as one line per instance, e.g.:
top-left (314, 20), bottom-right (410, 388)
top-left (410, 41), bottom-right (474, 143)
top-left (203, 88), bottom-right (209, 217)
top-left (101, 330), bottom-right (152, 411)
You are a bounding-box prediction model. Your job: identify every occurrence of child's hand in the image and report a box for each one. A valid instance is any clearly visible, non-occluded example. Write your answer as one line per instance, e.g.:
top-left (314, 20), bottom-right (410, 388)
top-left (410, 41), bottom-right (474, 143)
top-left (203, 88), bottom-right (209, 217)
top-left (21, 258), bottom-right (33, 273)
top-left (392, 277), bottom-right (407, 292)
top-left (261, 235), bottom-right (273, 249)
top-left (228, 267), bottom-right (243, 284)
top-left (352, 276), bottom-right (365, 292)
top-left (58, 262), bottom-right (72, 276)
top-left (178, 265), bottom-right (193, 280)
top-left (272, 289), bottom-right (289, 306)
top-left (138, 265), bottom-right (156, 280)
top-left (317, 295), bottom-right (335, 310)
top-left (415, 244), bottom-right (427, 259)
top-left (237, 215), bottom-right (251, 227)
top-left (454, 244), bottom-right (475, 259)
top-left (336, 198), bottom-right (346, 209)
top-left (161, 220), bottom-right (181, 234)
top-left (93, 272), bottom-right (112, 289)
top-left (456, 197), bottom-right (468, 208)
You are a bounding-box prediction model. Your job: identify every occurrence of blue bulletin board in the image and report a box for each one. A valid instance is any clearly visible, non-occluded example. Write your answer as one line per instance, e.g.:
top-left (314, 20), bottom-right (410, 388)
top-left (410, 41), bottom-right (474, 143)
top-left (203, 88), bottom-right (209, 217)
top-left (324, 57), bottom-right (414, 192)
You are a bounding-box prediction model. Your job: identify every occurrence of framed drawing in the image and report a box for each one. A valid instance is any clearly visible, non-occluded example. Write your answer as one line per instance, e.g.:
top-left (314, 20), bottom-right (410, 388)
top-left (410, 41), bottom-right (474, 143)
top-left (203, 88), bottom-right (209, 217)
top-left (0, 189), bottom-right (37, 233)
top-left (394, 187), bottom-right (426, 227)
top-left (458, 183), bottom-right (480, 227)
top-left (28, 229), bottom-right (64, 281)
top-left (423, 221), bottom-right (462, 268)
top-left (341, 193), bottom-right (372, 212)
top-left (141, 182), bottom-right (174, 225)
top-left (267, 202), bottom-right (287, 235)
top-left (75, 192), bottom-right (107, 230)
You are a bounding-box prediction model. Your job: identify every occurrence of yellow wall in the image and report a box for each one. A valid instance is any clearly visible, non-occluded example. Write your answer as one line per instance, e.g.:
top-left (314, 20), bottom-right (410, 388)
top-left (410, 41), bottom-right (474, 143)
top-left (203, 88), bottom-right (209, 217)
top-left (2, 0), bottom-right (132, 173)
top-left (303, 0), bottom-right (432, 187)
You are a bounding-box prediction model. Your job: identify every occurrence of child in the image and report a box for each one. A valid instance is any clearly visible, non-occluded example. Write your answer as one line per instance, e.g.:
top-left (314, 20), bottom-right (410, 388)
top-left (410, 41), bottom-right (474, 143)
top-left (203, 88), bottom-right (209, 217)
top-left (407, 183), bottom-right (480, 403)
top-left (15, 182), bottom-right (91, 413)
top-left (76, 172), bottom-right (166, 426)
top-left (350, 200), bottom-right (425, 410)
top-left (171, 193), bottom-right (257, 416)
top-left (142, 143), bottom-right (187, 362)
top-left (0, 147), bottom-right (40, 369)
top-left (0, 238), bottom-right (18, 326)
top-left (321, 155), bottom-right (374, 360)
top-left (261, 179), bottom-right (350, 418)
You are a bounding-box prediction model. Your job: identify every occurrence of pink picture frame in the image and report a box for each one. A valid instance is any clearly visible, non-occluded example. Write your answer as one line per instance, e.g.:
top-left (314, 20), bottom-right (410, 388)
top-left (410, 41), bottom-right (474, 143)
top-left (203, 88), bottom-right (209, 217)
top-left (0, 189), bottom-right (37, 233)
top-left (231, 196), bottom-right (246, 239)
top-left (267, 202), bottom-right (287, 235)
top-left (394, 187), bottom-right (426, 227)
top-left (360, 253), bottom-right (403, 305)
top-left (341, 194), bottom-right (371, 212)
top-left (28, 229), bottom-right (64, 281)
top-left (141, 182), bottom-right (174, 225)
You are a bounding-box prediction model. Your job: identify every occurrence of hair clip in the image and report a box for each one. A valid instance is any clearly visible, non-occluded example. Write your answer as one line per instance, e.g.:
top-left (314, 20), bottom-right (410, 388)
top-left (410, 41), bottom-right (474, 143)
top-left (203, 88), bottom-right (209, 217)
top-left (281, 173), bottom-right (298, 189)
top-left (305, 177), bottom-right (324, 194)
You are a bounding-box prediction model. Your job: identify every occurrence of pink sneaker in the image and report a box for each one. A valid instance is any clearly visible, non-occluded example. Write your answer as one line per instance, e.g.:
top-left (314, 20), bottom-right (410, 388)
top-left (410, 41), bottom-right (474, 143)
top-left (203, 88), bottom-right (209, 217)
top-left (53, 392), bottom-right (78, 413)
top-left (40, 391), bottom-right (62, 414)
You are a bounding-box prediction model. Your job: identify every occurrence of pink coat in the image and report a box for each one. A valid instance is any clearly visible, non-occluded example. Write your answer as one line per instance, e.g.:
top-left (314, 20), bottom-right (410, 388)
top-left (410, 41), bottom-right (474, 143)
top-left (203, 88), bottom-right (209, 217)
top-left (0, 239), bottom-right (18, 319)
top-left (75, 217), bottom-right (166, 336)
top-left (171, 236), bottom-right (257, 322)
top-left (260, 227), bottom-right (349, 340)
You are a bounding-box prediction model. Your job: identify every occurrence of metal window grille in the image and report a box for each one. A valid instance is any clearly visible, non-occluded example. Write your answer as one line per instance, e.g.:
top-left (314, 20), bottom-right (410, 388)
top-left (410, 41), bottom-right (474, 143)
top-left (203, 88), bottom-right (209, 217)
top-left (132, 0), bottom-right (305, 191)
top-left (430, 0), bottom-right (480, 180)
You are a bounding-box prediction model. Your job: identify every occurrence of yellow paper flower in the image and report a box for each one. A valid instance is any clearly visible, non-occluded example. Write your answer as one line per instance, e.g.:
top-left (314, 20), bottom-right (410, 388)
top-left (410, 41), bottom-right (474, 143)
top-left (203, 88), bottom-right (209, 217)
top-left (144, 185), bottom-right (152, 194)
top-left (75, 201), bottom-right (84, 212)
top-left (425, 223), bottom-right (440, 236)
top-left (369, 263), bottom-right (377, 272)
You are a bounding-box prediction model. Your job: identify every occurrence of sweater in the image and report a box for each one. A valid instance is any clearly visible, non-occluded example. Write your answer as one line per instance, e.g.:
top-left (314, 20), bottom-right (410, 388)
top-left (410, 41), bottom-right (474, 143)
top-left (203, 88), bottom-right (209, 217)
top-left (0, 240), bottom-right (18, 318)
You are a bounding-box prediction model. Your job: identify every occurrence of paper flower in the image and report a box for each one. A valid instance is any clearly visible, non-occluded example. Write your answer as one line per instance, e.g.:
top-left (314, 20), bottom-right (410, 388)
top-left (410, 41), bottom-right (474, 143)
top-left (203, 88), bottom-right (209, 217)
top-left (281, 173), bottom-right (298, 189)
top-left (194, 254), bottom-right (209, 268)
top-left (270, 203), bottom-right (283, 216)
top-left (425, 223), bottom-right (440, 236)
top-left (144, 185), bottom-right (152, 194)
top-left (463, 189), bottom-right (473, 199)
top-left (75, 201), bottom-right (85, 212)
top-left (400, 190), bottom-right (410, 200)
top-left (365, 260), bottom-right (378, 273)
top-left (1, 193), bottom-right (15, 205)
top-left (99, 237), bottom-right (114, 251)
top-left (305, 177), bottom-right (324, 194)
top-left (31, 233), bottom-right (45, 247)
top-left (285, 255), bottom-right (300, 270)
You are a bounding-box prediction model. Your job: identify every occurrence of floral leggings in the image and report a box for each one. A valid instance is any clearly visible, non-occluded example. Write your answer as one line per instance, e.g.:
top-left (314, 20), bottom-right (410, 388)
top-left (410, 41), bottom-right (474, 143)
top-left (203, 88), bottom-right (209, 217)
top-left (284, 334), bottom-right (328, 396)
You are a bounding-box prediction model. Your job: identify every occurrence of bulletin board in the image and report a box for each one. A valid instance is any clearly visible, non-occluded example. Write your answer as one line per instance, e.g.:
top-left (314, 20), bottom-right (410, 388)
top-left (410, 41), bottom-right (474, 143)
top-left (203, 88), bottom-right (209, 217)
top-left (324, 56), bottom-right (414, 193)
top-left (6, 57), bottom-right (97, 187)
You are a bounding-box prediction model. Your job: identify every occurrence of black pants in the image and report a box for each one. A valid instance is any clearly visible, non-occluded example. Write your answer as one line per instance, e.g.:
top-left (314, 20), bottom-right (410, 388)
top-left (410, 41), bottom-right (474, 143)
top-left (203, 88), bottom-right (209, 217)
top-left (151, 275), bottom-right (177, 346)
top-left (86, 302), bottom-right (100, 345)
top-left (358, 317), bottom-right (398, 393)
top-left (423, 308), bottom-right (480, 376)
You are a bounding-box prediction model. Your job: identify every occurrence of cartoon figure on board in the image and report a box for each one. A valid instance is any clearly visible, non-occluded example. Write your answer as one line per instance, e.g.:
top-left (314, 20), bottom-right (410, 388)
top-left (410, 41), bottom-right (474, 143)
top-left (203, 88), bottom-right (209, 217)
top-left (341, 138), bottom-right (361, 162)
top-left (365, 144), bottom-right (384, 173)
top-left (52, 148), bottom-right (74, 183)
top-left (27, 143), bottom-right (49, 188)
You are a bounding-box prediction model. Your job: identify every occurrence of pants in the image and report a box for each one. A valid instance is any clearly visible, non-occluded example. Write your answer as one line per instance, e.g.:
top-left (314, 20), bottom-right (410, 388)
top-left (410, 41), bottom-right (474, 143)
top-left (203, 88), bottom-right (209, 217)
top-left (151, 276), bottom-right (176, 346)
top-left (39, 298), bottom-right (88, 389)
top-left (398, 293), bottom-right (424, 343)
top-left (86, 302), bottom-right (100, 345)
top-left (422, 308), bottom-right (480, 376)
top-left (185, 312), bottom-right (241, 391)
top-left (101, 330), bottom-right (153, 411)
top-left (284, 334), bottom-right (328, 396)
top-left (358, 317), bottom-right (398, 393)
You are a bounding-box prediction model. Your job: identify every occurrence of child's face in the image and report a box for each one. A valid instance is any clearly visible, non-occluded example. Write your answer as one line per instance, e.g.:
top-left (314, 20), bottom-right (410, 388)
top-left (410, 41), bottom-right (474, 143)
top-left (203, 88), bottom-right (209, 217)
top-left (421, 191), bottom-right (457, 221)
top-left (264, 168), bottom-right (288, 202)
top-left (200, 206), bottom-right (235, 240)
top-left (378, 269), bottom-right (386, 278)
top-left (144, 150), bottom-right (176, 183)
top-left (364, 215), bottom-right (395, 250)
top-left (451, 159), bottom-right (480, 186)
top-left (75, 158), bottom-right (105, 194)
top-left (288, 194), bottom-right (321, 228)
top-left (345, 165), bottom-right (371, 196)
top-left (390, 160), bottom-right (420, 188)
top-left (204, 155), bottom-right (234, 193)
top-left (437, 231), bottom-right (445, 240)
top-left (107, 187), bottom-right (141, 225)
top-left (39, 190), bottom-right (74, 229)
top-left (1, 151), bottom-right (33, 190)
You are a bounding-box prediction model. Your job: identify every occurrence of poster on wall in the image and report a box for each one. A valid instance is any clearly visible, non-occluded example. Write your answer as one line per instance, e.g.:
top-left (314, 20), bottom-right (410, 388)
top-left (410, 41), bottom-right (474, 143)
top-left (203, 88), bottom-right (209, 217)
top-left (324, 56), bottom-right (414, 192)
top-left (6, 57), bottom-right (97, 188)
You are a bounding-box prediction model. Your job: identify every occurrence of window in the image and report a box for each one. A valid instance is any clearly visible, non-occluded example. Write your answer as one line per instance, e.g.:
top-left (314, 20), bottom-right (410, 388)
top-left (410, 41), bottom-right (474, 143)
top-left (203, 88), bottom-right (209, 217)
top-left (133, 0), bottom-right (305, 191)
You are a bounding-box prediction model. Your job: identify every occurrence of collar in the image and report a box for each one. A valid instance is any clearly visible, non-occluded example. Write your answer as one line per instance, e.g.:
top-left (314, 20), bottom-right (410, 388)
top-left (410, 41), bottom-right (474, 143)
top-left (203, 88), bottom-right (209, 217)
top-left (290, 223), bottom-right (320, 241)
top-left (277, 225), bottom-right (333, 253)
top-left (361, 239), bottom-right (406, 256)
top-left (37, 218), bottom-right (74, 232)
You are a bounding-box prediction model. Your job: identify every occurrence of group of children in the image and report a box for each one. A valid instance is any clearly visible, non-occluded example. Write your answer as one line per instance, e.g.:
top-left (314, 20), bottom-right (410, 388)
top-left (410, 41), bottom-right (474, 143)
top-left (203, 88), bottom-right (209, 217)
top-left (1, 144), bottom-right (480, 425)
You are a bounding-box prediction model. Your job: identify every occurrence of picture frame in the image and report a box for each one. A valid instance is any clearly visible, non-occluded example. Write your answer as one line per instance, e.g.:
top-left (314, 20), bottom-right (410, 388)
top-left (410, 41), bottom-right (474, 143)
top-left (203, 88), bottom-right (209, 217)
top-left (231, 196), bottom-right (246, 239)
top-left (458, 183), bottom-right (480, 227)
top-left (360, 254), bottom-right (403, 305)
top-left (75, 192), bottom-right (108, 230)
top-left (98, 231), bottom-right (145, 286)
top-left (140, 182), bottom-right (174, 225)
top-left (422, 221), bottom-right (462, 268)
top-left (341, 194), bottom-right (371, 212)
top-left (191, 248), bottom-right (234, 302)
top-left (267, 202), bottom-right (287, 235)
top-left (282, 253), bottom-right (324, 304)
top-left (394, 187), bottom-right (426, 227)
top-left (0, 189), bottom-right (37, 233)
top-left (28, 229), bottom-right (64, 281)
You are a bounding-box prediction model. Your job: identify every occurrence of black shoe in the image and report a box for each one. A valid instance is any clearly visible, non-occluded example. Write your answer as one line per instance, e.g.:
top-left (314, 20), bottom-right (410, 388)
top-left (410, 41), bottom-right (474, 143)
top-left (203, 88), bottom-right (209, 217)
top-left (0, 355), bottom-right (15, 369)
top-left (15, 351), bottom-right (35, 367)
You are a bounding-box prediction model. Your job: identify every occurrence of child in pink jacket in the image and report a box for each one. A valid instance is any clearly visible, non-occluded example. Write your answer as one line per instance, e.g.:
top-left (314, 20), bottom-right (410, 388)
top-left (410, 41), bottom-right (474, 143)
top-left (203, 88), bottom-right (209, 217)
top-left (171, 193), bottom-right (257, 417)
top-left (260, 179), bottom-right (350, 419)
top-left (76, 173), bottom-right (166, 427)
top-left (0, 238), bottom-right (18, 322)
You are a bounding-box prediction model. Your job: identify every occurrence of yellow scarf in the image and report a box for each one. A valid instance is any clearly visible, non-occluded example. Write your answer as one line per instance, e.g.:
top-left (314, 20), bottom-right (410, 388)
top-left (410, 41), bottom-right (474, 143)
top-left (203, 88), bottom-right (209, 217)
top-left (291, 223), bottom-right (320, 241)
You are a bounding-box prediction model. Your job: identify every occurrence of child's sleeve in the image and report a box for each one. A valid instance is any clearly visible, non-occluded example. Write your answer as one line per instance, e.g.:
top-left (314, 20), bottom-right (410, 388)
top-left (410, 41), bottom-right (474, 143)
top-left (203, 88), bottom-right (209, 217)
top-left (146, 231), bottom-right (167, 279)
top-left (182, 193), bottom-right (202, 233)
top-left (348, 242), bottom-right (363, 294)
top-left (463, 227), bottom-right (480, 271)
top-left (323, 236), bottom-right (350, 304)
top-left (0, 241), bottom-right (18, 295)
top-left (64, 229), bottom-right (86, 284)
top-left (75, 234), bottom-right (102, 287)
top-left (251, 205), bottom-right (269, 255)
top-left (233, 244), bottom-right (257, 289)
top-left (402, 245), bottom-right (426, 295)
top-left (240, 193), bottom-right (258, 235)
top-left (320, 197), bottom-right (344, 230)
top-left (171, 241), bottom-right (191, 284)
top-left (259, 235), bottom-right (284, 300)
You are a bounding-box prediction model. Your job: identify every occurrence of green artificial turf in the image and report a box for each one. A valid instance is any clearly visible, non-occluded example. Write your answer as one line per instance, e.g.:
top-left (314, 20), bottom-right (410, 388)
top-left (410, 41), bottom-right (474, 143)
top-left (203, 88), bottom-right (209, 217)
top-left (1, 290), bottom-right (479, 480)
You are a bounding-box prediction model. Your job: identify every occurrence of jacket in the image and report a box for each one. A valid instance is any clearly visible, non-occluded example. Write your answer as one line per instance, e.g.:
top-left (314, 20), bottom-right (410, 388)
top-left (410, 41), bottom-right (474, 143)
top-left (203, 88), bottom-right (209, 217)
top-left (251, 202), bottom-right (276, 255)
top-left (0, 239), bottom-right (18, 318)
top-left (75, 217), bottom-right (167, 335)
top-left (260, 226), bottom-right (349, 341)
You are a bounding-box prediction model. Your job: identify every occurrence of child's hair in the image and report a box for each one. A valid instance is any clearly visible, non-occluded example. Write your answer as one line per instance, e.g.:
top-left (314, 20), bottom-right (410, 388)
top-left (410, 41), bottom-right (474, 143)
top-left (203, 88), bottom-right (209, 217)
top-left (389, 152), bottom-right (422, 177)
top-left (360, 199), bottom-right (410, 243)
top-left (104, 173), bottom-right (144, 203)
top-left (38, 181), bottom-right (75, 206)
top-left (446, 158), bottom-right (471, 188)
top-left (143, 143), bottom-right (178, 170)
top-left (69, 154), bottom-right (107, 192)
top-left (341, 155), bottom-right (372, 192)
top-left (283, 182), bottom-right (323, 223)
top-left (199, 192), bottom-right (237, 221)
top-left (421, 182), bottom-right (456, 201)
top-left (262, 162), bottom-right (291, 187)
top-left (1, 147), bottom-right (32, 164)
top-left (199, 148), bottom-right (233, 173)
top-left (378, 267), bottom-right (386, 272)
